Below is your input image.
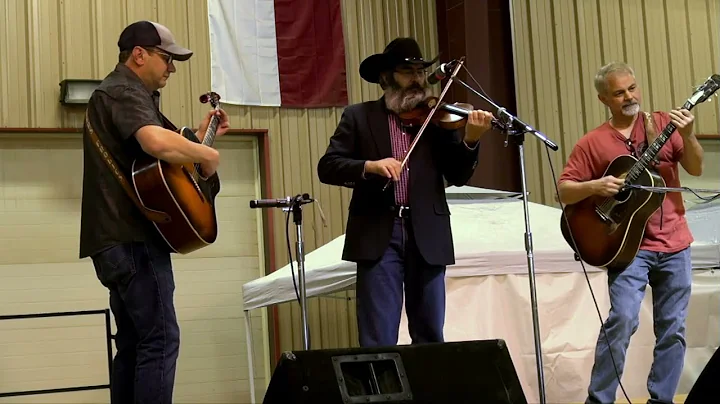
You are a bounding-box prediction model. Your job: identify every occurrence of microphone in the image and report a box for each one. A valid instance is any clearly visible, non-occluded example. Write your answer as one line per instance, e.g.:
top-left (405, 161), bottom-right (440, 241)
top-left (427, 60), bottom-right (459, 85)
top-left (249, 193), bottom-right (313, 209)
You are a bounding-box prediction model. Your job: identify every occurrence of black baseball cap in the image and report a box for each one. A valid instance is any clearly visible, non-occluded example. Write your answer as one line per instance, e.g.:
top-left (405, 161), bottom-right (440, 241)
top-left (118, 21), bottom-right (193, 62)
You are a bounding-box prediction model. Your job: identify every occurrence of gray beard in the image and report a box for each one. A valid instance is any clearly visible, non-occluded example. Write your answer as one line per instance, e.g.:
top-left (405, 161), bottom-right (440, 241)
top-left (622, 102), bottom-right (640, 116)
top-left (384, 85), bottom-right (431, 115)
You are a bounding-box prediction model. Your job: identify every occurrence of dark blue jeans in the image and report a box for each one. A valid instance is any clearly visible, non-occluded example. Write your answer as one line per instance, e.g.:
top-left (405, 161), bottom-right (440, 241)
top-left (586, 248), bottom-right (692, 404)
top-left (92, 242), bottom-right (179, 404)
top-left (356, 217), bottom-right (446, 347)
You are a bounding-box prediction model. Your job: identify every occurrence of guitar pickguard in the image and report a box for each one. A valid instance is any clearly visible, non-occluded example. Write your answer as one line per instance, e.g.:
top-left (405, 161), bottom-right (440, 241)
top-left (595, 187), bottom-right (633, 225)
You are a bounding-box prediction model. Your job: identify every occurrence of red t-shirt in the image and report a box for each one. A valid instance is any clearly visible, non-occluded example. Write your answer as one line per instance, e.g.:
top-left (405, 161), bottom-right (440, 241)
top-left (558, 111), bottom-right (693, 253)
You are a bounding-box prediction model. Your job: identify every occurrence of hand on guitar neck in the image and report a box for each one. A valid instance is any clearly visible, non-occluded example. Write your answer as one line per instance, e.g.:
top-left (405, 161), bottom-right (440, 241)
top-left (196, 108), bottom-right (231, 143)
top-left (195, 103), bottom-right (230, 178)
top-left (646, 108), bottom-right (696, 142)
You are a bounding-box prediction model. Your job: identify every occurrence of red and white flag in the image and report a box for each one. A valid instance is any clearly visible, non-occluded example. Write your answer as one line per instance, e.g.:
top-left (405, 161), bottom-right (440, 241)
top-left (208, 0), bottom-right (348, 108)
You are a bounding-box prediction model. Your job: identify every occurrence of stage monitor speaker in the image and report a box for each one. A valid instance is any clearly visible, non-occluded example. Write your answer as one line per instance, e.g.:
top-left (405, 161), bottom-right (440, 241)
top-left (685, 347), bottom-right (720, 403)
top-left (262, 339), bottom-right (527, 404)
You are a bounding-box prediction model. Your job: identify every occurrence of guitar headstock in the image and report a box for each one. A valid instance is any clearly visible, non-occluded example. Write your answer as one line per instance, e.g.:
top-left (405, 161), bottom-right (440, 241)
top-left (682, 74), bottom-right (720, 109)
top-left (200, 91), bottom-right (221, 109)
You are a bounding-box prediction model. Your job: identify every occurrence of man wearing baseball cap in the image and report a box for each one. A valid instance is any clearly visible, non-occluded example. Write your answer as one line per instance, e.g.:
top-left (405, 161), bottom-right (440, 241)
top-left (79, 21), bottom-right (229, 403)
top-left (118, 20), bottom-right (194, 62)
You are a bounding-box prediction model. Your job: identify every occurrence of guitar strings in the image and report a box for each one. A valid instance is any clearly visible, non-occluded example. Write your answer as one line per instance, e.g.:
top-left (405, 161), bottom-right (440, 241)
top-left (192, 104), bottom-right (221, 180)
top-left (598, 125), bottom-right (675, 212)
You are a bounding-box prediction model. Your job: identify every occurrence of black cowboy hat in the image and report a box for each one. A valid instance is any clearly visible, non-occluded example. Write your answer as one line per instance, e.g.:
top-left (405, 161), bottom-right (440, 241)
top-left (359, 37), bottom-right (439, 83)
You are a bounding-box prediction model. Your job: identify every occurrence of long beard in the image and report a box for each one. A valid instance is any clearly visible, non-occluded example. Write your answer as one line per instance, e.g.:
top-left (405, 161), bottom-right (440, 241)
top-left (384, 82), bottom-right (431, 115)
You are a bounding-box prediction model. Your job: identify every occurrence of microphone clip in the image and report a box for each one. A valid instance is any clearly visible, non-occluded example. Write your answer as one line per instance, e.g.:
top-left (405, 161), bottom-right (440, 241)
top-left (427, 59), bottom-right (460, 85)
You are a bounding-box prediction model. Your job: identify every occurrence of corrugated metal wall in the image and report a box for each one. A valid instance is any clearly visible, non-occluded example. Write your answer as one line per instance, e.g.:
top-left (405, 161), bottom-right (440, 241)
top-left (2, 0), bottom-right (717, 362)
top-left (275, 0), bottom-right (441, 352)
top-left (0, 0), bottom-right (440, 358)
top-left (511, 0), bottom-right (720, 206)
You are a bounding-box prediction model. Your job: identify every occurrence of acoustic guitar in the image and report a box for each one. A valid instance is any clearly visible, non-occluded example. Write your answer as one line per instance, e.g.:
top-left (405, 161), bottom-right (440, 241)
top-left (560, 75), bottom-right (720, 271)
top-left (131, 92), bottom-right (223, 254)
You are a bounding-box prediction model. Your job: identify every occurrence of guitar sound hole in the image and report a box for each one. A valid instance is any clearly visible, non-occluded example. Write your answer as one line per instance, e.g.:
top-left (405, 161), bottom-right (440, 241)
top-left (614, 188), bottom-right (631, 203)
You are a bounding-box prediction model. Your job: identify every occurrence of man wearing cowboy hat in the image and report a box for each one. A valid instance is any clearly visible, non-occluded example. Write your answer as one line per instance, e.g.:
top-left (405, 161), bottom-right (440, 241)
top-left (318, 37), bottom-right (495, 347)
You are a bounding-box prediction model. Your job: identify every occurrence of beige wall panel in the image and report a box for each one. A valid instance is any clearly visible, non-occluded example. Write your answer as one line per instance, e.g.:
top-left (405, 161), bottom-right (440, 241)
top-left (510, 0), bottom-right (541, 200)
top-left (1, 0), bottom-right (716, 383)
top-left (28, 0), bottom-right (62, 128)
top-left (92, 1), bottom-right (128, 78)
top-left (525, 0), bottom-right (563, 203)
top-left (574, 1), bottom-right (606, 135)
top-left (687, 0), bottom-right (720, 134)
top-left (0, 0), bottom-right (30, 127)
top-left (0, 135), bottom-right (267, 402)
top-left (268, 0), bottom-right (441, 353)
top-left (0, 315), bottom-right (108, 393)
top-left (511, 0), bottom-right (720, 206)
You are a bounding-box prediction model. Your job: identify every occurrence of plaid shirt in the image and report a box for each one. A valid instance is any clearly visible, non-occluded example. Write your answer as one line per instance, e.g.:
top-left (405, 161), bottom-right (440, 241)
top-left (388, 114), bottom-right (410, 205)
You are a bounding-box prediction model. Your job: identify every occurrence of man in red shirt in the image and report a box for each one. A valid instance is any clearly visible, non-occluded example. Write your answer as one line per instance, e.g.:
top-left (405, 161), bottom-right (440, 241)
top-left (558, 62), bottom-right (704, 404)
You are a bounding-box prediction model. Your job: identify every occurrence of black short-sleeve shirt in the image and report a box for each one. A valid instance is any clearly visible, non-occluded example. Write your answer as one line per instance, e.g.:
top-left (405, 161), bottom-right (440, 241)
top-left (79, 64), bottom-right (168, 258)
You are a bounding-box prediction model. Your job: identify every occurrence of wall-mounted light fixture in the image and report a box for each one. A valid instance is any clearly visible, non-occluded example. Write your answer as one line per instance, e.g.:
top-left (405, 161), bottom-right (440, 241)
top-left (59, 79), bottom-right (103, 105)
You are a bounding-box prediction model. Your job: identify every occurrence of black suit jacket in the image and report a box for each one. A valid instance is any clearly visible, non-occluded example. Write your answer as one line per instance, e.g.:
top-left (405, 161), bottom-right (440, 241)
top-left (317, 97), bottom-right (480, 266)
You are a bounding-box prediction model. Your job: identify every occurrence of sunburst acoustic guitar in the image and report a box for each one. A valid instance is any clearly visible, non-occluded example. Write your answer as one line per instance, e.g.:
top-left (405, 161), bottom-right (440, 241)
top-left (131, 92), bottom-right (223, 254)
top-left (560, 75), bottom-right (720, 271)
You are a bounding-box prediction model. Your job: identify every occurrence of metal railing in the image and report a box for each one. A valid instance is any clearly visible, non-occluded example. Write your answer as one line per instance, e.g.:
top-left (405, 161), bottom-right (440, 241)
top-left (0, 309), bottom-right (112, 398)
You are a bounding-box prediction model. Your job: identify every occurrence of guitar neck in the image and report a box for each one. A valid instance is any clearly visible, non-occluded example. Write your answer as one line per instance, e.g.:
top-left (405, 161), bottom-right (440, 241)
top-left (201, 107), bottom-right (221, 148)
top-left (626, 122), bottom-right (676, 181)
top-left (626, 102), bottom-right (692, 183)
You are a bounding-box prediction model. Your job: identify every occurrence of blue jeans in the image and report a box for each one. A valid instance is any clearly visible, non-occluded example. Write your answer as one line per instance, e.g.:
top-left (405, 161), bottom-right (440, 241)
top-left (586, 248), bottom-right (692, 404)
top-left (355, 217), bottom-right (446, 347)
top-left (91, 242), bottom-right (179, 404)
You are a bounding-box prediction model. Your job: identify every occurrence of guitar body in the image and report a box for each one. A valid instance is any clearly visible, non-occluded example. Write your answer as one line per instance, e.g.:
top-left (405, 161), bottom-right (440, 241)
top-left (558, 74), bottom-right (720, 271)
top-left (560, 155), bottom-right (665, 271)
top-left (131, 127), bottom-right (218, 254)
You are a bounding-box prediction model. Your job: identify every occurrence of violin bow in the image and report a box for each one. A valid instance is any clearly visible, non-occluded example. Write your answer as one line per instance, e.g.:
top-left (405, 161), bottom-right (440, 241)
top-left (382, 57), bottom-right (466, 191)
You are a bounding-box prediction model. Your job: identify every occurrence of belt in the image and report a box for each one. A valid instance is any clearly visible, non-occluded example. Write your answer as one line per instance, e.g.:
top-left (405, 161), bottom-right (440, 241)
top-left (391, 205), bottom-right (410, 218)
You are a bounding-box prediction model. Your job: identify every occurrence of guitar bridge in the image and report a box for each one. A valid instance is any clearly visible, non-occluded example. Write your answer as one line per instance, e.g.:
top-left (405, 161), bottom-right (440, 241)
top-left (594, 206), bottom-right (613, 224)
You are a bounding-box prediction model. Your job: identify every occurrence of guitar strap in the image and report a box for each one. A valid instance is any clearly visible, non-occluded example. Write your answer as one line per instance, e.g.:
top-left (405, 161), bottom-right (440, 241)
top-left (84, 110), bottom-right (172, 224)
top-left (642, 111), bottom-right (664, 229)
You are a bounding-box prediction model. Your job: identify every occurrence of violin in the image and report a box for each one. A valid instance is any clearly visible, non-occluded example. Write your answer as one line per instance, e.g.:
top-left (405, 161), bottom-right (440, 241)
top-left (398, 96), bottom-right (504, 131)
top-left (381, 58), bottom-right (502, 191)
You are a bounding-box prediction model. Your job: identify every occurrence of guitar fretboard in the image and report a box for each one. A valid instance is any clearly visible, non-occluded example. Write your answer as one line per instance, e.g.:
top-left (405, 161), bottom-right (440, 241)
top-left (202, 108), bottom-right (220, 148)
top-left (193, 104), bottom-right (220, 180)
top-left (625, 121), bottom-right (677, 183)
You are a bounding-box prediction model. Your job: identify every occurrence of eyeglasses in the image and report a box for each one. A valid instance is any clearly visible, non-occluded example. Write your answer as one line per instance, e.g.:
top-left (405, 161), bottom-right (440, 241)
top-left (153, 50), bottom-right (173, 65)
top-left (395, 67), bottom-right (427, 77)
top-left (142, 47), bottom-right (173, 64)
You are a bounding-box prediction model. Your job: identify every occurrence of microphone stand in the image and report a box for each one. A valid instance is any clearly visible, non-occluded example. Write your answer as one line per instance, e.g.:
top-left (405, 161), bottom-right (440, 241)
top-left (453, 77), bottom-right (557, 404)
top-left (250, 194), bottom-right (314, 350)
top-left (289, 196), bottom-right (311, 350)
